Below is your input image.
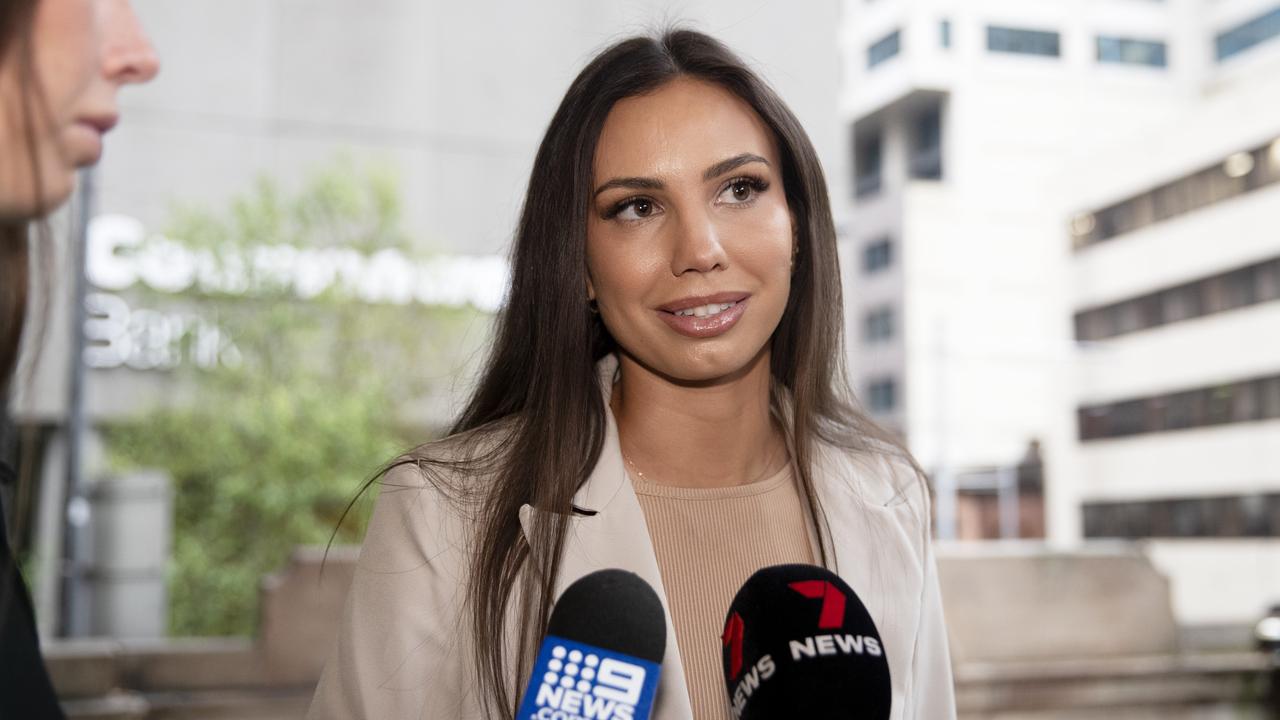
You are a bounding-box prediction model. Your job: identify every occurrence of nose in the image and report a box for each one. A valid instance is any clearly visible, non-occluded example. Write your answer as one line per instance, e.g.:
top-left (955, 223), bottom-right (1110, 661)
top-left (102, 0), bottom-right (160, 85)
top-left (670, 209), bottom-right (729, 276)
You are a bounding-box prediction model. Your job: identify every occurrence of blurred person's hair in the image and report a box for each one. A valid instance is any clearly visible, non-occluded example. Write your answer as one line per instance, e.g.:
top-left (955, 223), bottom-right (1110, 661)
top-left (346, 28), bottom-right (926, 718)
top-left (0, 0), bottom-right (48, 398)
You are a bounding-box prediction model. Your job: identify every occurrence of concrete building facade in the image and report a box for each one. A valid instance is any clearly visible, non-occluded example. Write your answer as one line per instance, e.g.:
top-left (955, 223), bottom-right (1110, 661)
top-left (839, 0), bottom-right (1280, 623)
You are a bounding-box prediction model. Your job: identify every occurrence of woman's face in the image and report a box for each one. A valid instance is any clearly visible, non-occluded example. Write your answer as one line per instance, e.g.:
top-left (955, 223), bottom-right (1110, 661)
top-left (0, 0), bottom-right (159, 220)
top-left (586, 77), bottom-right (794, 384)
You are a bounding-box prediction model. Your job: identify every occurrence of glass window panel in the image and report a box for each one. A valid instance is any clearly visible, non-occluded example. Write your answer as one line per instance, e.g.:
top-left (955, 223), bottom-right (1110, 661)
top-left (855, 131), bottom-right (883, 198)
top-left (988, 26), bottom-right (1061, 57)
top-left (1216, 7), bottom-right (1280, 62)
top-left (863, 238), bottom-right (892, 274)
top-left (910, 106), bottom-right (943, 180)
top-left (1206, 385), bottom-right (1235, 425)
top-left (1162, 284), bottom-right (1202, 322)
top-left (1223, 267), bottom-right (1256, 309)
top-left (868, 29), bottom-right (901, 68)
top-left (1146, 397), bottom-right (1168, 433)
top-left (1232, 380), bottom-right (1261, 422)
top-left (1097, 36), bottom-right (1168, 67)
top-left (1165, 391), bottom-right (1197, 430)
top-left (1171, 499), bottom-right (1201, 536)
top-left (1112, 400), bottom-right (1146, 436)
top-left (1115, 301), bottom-right (1144, 334)
top-left (1073, 312), bottom-right (1091, 341)
top-left (1255, 260), bottom-right (1280, 302)
top-left (868, 378), bottom-right (897, 412)
top-left (1078, 407), bottom-right (1108, 440)
top-left (864, 307), bottom-right (894, 342)
top-left (1242, 495), bottom-right (1270, 536)
top-left (1260, 377), bottom-right (1280, 419)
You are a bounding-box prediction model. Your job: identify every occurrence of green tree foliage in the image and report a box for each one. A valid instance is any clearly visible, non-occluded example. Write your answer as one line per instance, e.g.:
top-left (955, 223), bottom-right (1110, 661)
top-left (106, 158), bottom-right (487, 636)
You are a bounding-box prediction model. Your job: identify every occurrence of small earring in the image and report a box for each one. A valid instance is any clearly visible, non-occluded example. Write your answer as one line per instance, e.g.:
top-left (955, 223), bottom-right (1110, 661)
top-left (588, 298), bottom-right (599, 314)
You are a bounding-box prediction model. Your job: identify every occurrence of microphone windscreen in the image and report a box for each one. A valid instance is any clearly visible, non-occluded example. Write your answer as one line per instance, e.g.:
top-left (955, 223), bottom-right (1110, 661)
top-left (722, 564), bottom-right (890, 719)
top-left (517, 569), bottom-right (667, 720)
top-left (548, 568), bottom-right (666, 664)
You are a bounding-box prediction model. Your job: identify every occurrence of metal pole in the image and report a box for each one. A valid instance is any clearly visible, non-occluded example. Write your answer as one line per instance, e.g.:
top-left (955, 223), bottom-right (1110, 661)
top-left (59, 169), bottom-right (94, 637)
top-left (934, 318), bottom-right (957, 540)
top-left (997, 465), bottom-right (1019, 540)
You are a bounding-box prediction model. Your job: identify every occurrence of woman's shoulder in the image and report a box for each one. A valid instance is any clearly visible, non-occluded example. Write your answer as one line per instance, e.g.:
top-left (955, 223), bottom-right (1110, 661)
top-left (382, 415), bottom-right (518, 492)
top-left (364, 416), bottom-right (519, 561)
top-left (813, 435), bottom-right (933, 533)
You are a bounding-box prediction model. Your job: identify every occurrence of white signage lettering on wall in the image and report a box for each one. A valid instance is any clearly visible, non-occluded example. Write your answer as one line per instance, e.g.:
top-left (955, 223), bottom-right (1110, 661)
top-left (86, 214), bottom-right (510, 371)
top-left (83, 293), bottom-right (242, 371)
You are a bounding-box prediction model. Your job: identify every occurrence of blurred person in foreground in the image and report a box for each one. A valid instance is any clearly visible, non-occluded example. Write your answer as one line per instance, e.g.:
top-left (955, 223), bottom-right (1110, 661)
top-left (0, 0), bottom-right (158, 716)
top-left (310, 29), bottom-right (955, 719)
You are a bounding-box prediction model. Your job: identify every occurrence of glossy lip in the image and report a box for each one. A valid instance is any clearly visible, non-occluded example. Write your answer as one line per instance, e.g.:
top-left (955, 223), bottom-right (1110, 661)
top-left (76, 113), bottom-right (119, 135)
top-left (656, 291), bottom-right (751, 313)
top-left (656, 296), bottom-right (749, 339)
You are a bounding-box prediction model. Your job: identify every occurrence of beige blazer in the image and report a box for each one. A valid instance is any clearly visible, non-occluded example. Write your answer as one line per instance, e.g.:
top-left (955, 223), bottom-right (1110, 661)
top-left (308, 352), bottom-right (956, 719)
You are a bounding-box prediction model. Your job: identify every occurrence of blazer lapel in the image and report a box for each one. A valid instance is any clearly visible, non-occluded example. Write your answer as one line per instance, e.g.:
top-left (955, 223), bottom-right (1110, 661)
top-left (517, 352), bottom-right (695, 719)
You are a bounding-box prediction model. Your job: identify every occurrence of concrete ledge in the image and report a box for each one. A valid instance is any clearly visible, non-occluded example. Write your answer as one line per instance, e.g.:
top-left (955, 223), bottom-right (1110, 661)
top-left (45, 640), bottom-right (126, 698)
top-left (937, 545), bottom-right (1180, 664)
top-left (119, 637), bottom-right (266, 690)
top-left (61, 692), bottom-right (148, 720)
top-left (46, 637), bottom-right (266, 697)
top-left (141, 688), bottom-right (312, 720)
top-left (955, 653), bottom-right (1269, 714)
top-left (61, 688), bottom-right (313, 720)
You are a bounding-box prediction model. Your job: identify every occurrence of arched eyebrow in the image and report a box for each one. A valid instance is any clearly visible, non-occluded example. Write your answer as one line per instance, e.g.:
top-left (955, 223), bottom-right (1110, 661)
top-left (592, 153), bottom-right (770, 198)
top-left (702, 153), bottom-right (769, 181)
top-left (593, 176), bottom-right (664, 198)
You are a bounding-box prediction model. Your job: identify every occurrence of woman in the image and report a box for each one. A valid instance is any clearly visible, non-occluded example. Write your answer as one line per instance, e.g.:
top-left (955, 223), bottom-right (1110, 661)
top-left (1, 0), bottom-right (158, 716)
top-left (311, 29), bottom-right (954, 719)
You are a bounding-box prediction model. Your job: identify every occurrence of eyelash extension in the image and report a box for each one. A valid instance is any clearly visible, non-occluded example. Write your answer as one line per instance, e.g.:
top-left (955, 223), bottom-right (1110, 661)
top-left (602, 195), bottom-right (651, 220)
top-left (722, 174), bottom-right (771, 201)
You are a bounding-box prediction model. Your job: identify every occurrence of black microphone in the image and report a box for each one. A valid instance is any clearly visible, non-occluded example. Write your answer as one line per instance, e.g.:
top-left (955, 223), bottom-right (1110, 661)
top-left (517, 569), bottom-right (666, 720)
top-left (721, 564), bottom-right (891, 719)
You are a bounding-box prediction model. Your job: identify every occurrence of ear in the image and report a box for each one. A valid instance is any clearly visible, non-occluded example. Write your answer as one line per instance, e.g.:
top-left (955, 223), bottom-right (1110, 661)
top-left (586, 273), bottom-right (596, 302)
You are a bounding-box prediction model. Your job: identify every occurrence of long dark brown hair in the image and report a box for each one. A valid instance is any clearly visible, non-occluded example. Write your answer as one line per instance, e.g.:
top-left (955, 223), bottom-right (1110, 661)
top-left (0, 0), bottom-right (44, 397)
top-left (373, 28), bottom-right (924, 718)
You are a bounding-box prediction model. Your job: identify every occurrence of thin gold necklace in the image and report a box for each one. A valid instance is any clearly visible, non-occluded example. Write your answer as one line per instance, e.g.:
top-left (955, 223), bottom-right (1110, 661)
top-left (621, 442), bottom-right (784, 486)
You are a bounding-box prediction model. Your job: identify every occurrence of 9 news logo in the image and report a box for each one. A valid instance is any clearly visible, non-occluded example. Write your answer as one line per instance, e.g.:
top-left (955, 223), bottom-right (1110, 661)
top-left (519, 638), bottom-right (660, 720)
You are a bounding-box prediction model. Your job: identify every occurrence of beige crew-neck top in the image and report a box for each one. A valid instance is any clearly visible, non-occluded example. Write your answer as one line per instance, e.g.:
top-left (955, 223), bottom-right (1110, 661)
top-left (630, 461), bottom-right (815, 720)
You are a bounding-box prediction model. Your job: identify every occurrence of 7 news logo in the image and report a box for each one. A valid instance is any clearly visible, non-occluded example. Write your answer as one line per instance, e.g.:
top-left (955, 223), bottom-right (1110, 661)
top-left (723, 579), bottom-right (883, 718)
top-left (519, 638), bottom-right (660, 720)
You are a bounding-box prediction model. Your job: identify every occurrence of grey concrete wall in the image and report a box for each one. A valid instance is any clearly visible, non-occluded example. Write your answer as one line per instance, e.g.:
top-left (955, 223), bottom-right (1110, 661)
top-left (104, 0), bottom-right (843, 250)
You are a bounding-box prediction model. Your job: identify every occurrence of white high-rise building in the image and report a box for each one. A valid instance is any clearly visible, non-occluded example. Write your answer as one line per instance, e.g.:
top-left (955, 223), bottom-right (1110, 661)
top-left (839, 0), bottom-right (1280, 559)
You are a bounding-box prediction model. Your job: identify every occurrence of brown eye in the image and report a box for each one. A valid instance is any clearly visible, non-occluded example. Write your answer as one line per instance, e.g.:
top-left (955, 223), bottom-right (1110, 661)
top-left (634, 199), bottom-right (653, 216)
top-left (720, 177), bottom-right (766, 205)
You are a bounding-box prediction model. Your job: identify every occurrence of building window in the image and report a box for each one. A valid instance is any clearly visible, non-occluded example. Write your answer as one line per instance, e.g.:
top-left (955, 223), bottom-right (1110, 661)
top-left (1077, 371), bottom-right (1280, 441)
top-left (868, 29), bottom-right (902, 68)
top-left (867, 377), bottom-right (897, 413)
top-left (1074, 256), bottom-right (1280, 341)
top-left (1073, 137), bottom-right (1280, 248)
top-left (864, 306), bottom-right (894, 343)
top-left (1084, 493), bottom-right (1280, 539)
top-left (854, 130), bottom-right (883, 198)
top-left (1216, 6), bottom-right (1280, 62)
top-left (1097, 36), bottom-right (1167, 67)
top-left (940, 20), bottom-right (951, 49)
top-left (863, 237), bottom-right (892, 274)
top-left (909, 105), bottom-right (943, 180)
top-left (987, 25), bottom-right (1061, 57)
